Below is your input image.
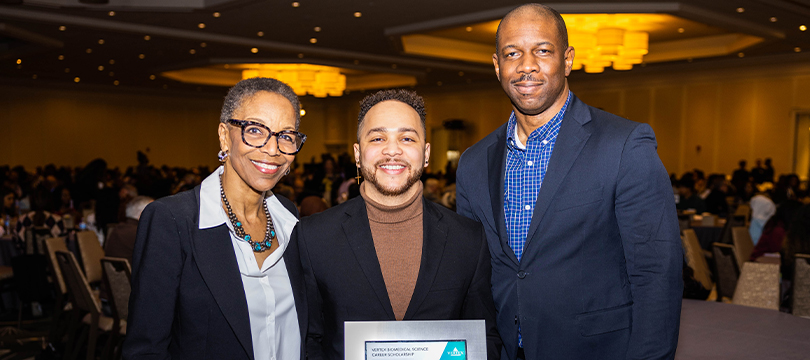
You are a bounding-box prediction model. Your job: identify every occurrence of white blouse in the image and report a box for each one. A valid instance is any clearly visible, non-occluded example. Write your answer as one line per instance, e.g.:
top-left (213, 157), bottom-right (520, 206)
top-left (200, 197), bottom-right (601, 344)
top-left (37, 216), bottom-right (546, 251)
top-left (198, 167), bottom-right (300, 360)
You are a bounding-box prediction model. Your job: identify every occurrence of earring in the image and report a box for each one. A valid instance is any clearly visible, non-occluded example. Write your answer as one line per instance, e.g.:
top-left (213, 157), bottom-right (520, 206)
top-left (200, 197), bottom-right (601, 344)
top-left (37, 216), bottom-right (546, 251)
top-left (355, 163), bottom-right (362, 184)
top-left (218, 150), bottom-right (228, 163)
top-left (284, 168), bottom-right (290, 176)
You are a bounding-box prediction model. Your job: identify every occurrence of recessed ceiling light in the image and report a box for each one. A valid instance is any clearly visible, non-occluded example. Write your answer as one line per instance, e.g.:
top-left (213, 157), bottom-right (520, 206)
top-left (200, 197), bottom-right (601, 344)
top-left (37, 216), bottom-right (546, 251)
top-left (213, 12), bottom-right (221, 18)
top-left (677, 28), bottom-right (685, 33)
top-left (74, 77), bottom-right (80, 83)
top-left (298, 53), bottom-right (304, 58)
top-left (198, 23), bottom-right (206, 29)
top-left (109, 59), bottom-right (115, 64)
top-left (801, 25), bottom-right (807, 31)
top-left (114, 80), bottom-right (120, 85)
top-left (738, 52), bottom-right (745, 57)
top-left (98, 39), bottom-right (105, 45)
top-left (465, 27), bottom-right (473, 32)
top-left (292, 2), bottom-right (299, 7)
top-left (108, 11), bottom-right (115, 17)
top-left (98, 66), bottom-right (104, 71)
top-left (16, 59), bottom-right (21, 65)
top-left (314, 26), bottom-right (321, 32)
top-left (458, 71), bottom-right (464, 76)
top-left (309, 38), bottom-right (317, 44)
top-left (257, 31), bottom-right (264, 37)
top-left (138, 54), bottom-right (145, 59)
top-left (300, 109), bottom-right (306, 116)
top-left (200, 42), bottom-right (207, 47)
top-left (32, 74), bottom-right (37, 79)
top-left (189, 49), bottom-right (196, 54)
top-left (58, 55), bottom-right (64, 60)
top-left (736, 7), bottom-right (744, 13)
top-left (150, 75), bottom-right (156, 80)
top-left (251, 48), bottom-right (259, 53)
top-left (796, 47), bottom-right (802, 52)
top-left (770, 17), bottom-right (777, 22)
top-left (59, 26), bottom-right (66, 31)
top-left (86, 48), bottom-right (92, 53)
top-left (144, 35), bottom-right (151, 40)
top-left (354, 12), bottom-right (362, 17)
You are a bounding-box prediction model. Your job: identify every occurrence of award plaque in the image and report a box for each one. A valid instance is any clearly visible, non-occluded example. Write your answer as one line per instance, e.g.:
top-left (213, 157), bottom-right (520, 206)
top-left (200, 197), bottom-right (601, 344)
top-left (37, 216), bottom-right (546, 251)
top-left (344, 320), bottom-right (486, 360)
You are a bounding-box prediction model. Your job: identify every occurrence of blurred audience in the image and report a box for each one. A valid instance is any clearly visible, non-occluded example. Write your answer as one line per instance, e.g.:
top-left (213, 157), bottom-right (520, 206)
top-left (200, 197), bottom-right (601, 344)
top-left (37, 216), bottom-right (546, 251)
top-left (750, 200), bottom-right (802, 261)
top-left (749, 194), bottom-right (776, 245)
top-left (105, 196), bottom-right (153, 264)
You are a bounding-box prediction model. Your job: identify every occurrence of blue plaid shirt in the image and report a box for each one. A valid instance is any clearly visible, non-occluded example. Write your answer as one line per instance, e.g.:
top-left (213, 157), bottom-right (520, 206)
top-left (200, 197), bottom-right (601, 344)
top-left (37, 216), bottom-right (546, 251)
top-left (504, 91), bottom-right (571, 262)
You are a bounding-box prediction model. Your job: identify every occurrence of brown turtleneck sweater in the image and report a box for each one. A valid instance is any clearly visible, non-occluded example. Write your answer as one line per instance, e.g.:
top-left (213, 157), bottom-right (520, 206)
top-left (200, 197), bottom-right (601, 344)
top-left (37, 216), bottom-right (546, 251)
top-left (360, 181), bottom-right (424, 321)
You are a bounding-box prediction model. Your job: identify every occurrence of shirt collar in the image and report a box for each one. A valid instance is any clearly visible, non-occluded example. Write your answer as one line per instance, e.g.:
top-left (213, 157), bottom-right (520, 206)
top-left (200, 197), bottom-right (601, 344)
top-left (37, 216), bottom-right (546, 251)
top-left (199, 166), bottom-right (227, 229)
top-left (507, 90), bottom-right (571, 150)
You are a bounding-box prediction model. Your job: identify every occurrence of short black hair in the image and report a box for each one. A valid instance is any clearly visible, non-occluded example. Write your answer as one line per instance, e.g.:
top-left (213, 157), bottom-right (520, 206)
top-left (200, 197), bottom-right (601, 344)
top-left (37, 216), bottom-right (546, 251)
top-left (220, 77), bottom-right (301, 130)
top-left (357, 89), bottom-right (426, 141)
top-left (495, 3), bottom-right (568, 52)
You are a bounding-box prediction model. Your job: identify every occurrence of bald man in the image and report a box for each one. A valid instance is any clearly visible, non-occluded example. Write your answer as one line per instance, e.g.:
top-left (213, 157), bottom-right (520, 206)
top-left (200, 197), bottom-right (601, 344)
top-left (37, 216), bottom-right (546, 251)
top-left (456, 4), bottom-right (682, 360)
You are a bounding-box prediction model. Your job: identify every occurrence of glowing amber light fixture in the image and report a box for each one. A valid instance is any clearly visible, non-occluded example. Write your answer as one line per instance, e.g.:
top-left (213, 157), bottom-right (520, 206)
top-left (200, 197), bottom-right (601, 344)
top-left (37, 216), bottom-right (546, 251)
top-left (563, 14), bottom-right (652, 73)
top-left (242, 64), bottom-right (346, 98)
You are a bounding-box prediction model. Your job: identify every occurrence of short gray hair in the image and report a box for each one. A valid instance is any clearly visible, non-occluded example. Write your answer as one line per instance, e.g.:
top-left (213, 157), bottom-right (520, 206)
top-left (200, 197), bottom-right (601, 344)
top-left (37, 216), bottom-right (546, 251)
top-left (126, 196), bottom-right (154, 220)
top-left (220, 77), bottom-right (301, 130)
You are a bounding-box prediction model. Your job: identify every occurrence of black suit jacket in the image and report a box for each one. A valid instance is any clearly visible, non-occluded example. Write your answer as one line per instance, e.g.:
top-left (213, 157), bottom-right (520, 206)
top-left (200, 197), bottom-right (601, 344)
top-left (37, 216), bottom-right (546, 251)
top-left (123, 186), bottom-right (307, 360)
top-left (295, 196), bottom-right (501, 360)
top-left (456, 94), bottom-right (682, 360)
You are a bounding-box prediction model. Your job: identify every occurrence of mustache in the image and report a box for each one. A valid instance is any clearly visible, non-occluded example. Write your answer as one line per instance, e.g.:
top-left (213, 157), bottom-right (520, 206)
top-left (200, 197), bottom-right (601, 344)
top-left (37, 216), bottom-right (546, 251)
top-left (511, 73), bottom-right (540, 84)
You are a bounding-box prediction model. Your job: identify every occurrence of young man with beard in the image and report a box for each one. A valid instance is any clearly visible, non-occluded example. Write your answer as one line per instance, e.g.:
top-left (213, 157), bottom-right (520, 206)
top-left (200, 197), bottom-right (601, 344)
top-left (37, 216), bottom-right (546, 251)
top-left (455, 4), bottom-right (682, 360)
top-left (294, 89), bottom-right (501, 360)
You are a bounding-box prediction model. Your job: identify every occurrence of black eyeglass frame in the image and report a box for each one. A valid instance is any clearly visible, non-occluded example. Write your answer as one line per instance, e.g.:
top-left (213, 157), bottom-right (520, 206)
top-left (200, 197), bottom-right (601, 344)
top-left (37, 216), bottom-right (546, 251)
top-left (227, 119), bottom-right (307, 155)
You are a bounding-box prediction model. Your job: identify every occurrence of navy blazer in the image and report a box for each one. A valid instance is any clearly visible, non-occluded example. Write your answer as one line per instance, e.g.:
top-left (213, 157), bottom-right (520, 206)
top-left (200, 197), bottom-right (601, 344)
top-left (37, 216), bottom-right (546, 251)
top-left (456, 94), bottom-right (682, 360)
top-left (295, 196), bottom-right (502, 360)
top-left (123, 187), bottom-right (307, 360)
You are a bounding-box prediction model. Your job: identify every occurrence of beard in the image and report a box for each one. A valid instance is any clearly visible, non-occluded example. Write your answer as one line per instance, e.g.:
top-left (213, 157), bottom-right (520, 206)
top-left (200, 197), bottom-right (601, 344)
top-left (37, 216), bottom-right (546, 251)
top-left (360, 157), bottom-right (423, 197)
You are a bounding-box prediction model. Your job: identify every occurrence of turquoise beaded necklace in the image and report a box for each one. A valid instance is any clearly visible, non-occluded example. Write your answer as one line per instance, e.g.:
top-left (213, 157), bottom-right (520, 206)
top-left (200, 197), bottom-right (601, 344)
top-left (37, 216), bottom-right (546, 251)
top-left (220, 174), bottom-right (276, 252)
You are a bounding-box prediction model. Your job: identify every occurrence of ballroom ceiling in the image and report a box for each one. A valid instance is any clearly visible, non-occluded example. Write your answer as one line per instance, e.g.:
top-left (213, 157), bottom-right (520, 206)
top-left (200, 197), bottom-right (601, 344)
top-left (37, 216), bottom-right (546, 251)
top-left (0, 0), bottom-right (809, 95)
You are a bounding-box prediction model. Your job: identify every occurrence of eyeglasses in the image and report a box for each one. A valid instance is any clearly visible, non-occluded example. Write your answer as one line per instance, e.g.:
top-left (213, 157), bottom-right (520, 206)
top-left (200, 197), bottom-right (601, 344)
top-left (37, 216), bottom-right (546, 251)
top-left (227, 119), bottom-right (307, 155)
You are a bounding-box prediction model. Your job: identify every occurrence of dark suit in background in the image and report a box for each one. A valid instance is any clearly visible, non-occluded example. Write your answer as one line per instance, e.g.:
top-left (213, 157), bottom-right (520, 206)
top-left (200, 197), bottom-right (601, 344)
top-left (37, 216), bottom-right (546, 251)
top-left (123, 188), bottom-right (307, 360)
top-left (295, 196), bottom-right (501, 360)
top-left (457, 94), bottom-right (683, 360)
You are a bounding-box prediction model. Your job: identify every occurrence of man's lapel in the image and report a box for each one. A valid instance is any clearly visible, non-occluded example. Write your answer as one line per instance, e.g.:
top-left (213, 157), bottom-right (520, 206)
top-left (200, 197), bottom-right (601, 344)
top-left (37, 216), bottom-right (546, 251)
top-left (192, 224), bottom-right (255, 360)
top-left (487, 125), bottom-right (520, 266)
top-left (404, 200), bottom-right (447, 319)
top-left (524, 95), bottom-right (592, 247)
top-left (341, 198), bottom-right (396, 319)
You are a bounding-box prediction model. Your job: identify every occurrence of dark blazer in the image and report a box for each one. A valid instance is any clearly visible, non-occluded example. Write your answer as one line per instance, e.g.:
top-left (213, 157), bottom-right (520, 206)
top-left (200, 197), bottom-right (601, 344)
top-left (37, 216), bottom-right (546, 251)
top-left (123, 186), bottom-right (307, 360)
top-left (456, 94), bottom-right (683, 360)
top-left (295, 196), bottom-right (501, 360)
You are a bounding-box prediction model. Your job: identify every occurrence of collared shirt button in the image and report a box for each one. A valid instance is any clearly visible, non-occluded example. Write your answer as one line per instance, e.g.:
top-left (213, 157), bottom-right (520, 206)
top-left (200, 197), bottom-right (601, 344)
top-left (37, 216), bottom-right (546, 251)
top-left (524, 205), bottom-right (531, 210)
top-left (542, 140), bottom-right (549, 145)
top-left (527, 160), bottom-right (533, 166)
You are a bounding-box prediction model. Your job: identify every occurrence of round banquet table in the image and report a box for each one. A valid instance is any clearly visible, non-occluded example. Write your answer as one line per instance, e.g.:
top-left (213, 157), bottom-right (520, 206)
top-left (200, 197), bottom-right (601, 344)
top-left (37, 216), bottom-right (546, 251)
top-left (676, 299), bottom-right (810, 359)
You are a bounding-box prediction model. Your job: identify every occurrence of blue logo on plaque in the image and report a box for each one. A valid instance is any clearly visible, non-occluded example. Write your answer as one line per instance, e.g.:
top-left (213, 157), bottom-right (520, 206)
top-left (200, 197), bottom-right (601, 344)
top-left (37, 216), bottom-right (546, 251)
top-left (440, 341), bottom-right (466, 360)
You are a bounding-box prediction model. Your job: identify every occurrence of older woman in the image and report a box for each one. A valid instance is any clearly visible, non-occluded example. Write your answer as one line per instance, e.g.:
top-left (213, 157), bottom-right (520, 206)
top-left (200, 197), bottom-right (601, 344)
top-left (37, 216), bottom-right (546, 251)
top-left (124, 78), bottom-right (307, 360)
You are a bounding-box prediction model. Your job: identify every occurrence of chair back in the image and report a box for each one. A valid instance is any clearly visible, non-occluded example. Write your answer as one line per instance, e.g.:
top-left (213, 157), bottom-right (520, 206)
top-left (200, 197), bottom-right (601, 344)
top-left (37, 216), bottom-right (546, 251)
top-left (55, 250), bottom-right (101, 315)
top-left (734, 203), bottom-right (751, 225)
top-left (44, 237), bottom-right (68, 295)
top-left (732, 226), bottom-right (754, 266)
top-left (733, 261), bottom-right (780, 310)
top-left (76, 230), bottom-right (105, 284)
top-left (24, 226), bottom-right (52, 255)
top-left (682, 230), bottom-right (713, 290)
top-left (712, 242), bottom-right (740, 300)
top-left (793, 254), bottom-right (810, 317)
top-left (101, 257), bottom-right (132, 322)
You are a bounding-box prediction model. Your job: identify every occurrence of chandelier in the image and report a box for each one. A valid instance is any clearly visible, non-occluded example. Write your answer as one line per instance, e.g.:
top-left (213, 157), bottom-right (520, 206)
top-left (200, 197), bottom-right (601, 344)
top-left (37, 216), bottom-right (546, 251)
top-left (570, 28), bottom-right (649, 73)
top-left (242, 64), bottom-right (346, 97)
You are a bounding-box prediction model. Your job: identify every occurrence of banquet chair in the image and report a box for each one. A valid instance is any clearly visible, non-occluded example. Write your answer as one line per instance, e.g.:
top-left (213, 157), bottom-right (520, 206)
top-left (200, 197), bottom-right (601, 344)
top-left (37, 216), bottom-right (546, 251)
top-left (76, 230), bottom-right (105, 287)
top-left (25, 226), bottom-right (52, 255)
top-left (733, 203), bottom-right (751, 226)
top-left (793, 254), bottom-right (810, 318)
top-left (731, 226), bottom-right (754, 267)
top-left (732, 261), bottom-right (780, 310)
top-left (55, 250), bottom-right (113, 360)
top-left (713, 243), bottom-right (740, 301)
top-left (100, 257), bottom-right (131, 360)
top-left (682, 230), bottom-right (713, 291)
top-left (44, 237), bottom-right (72, 343)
